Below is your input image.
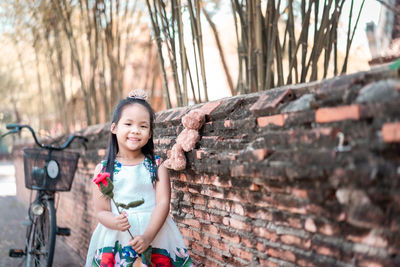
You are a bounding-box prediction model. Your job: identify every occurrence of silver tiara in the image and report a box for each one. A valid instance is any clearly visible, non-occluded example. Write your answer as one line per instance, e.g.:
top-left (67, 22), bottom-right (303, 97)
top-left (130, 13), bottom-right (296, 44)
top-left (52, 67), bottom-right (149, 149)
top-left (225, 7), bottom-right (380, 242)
top-left (128, 89), bottom-right (148, 101)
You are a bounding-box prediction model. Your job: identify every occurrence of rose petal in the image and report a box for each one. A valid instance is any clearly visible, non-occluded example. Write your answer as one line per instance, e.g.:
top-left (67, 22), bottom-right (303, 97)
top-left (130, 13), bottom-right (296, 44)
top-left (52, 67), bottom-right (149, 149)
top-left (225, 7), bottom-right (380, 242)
top-left (92, 172), bottom-right (110, 184)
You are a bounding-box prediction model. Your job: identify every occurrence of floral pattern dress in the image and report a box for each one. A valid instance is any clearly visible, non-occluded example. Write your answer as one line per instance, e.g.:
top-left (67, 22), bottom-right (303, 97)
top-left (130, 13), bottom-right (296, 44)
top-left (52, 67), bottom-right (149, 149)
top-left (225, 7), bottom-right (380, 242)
top-left (85, 158), bottom-right (192, 267)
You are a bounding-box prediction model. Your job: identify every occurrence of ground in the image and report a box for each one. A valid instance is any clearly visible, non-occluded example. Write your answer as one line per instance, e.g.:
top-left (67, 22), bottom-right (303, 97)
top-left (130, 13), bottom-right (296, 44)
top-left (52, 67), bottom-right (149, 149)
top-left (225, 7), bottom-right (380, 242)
top-left (0, 161), bottom-right (85, 267)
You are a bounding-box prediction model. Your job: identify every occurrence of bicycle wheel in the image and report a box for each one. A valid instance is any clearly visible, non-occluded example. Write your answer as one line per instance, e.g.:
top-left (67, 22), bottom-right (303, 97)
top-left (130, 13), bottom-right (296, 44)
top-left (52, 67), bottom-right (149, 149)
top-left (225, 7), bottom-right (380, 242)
top-left (26, 198), bottom-right (56, 267)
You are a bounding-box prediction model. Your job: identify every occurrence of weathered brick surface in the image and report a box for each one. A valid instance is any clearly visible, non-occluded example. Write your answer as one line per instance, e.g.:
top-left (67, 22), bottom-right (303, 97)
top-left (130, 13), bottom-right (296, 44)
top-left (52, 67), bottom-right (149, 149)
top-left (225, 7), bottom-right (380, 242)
top-left (12, 64), bottom-right (400, 265)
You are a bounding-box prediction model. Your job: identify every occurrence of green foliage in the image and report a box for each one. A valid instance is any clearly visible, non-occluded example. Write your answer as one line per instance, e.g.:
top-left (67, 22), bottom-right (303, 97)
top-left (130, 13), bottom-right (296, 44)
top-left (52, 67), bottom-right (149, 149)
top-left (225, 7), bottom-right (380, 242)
top-left (99, 177), bottom-right (114, 199)
top-left (116, 199), bottom-right (145, 209)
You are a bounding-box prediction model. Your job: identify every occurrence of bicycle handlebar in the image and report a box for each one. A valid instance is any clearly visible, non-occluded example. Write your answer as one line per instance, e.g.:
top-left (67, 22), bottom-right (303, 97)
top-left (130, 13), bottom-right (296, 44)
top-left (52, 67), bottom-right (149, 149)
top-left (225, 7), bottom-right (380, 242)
top-left (4, 123), bottom-right (88, 151)
top-left (6, 123), bottom-right (20, 130)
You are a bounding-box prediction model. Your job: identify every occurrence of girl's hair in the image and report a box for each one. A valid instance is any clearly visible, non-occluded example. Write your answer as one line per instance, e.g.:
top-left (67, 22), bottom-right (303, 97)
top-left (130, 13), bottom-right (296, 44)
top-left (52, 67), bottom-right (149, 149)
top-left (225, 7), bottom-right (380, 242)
top-left (104, 97), bottom-right (157, 182)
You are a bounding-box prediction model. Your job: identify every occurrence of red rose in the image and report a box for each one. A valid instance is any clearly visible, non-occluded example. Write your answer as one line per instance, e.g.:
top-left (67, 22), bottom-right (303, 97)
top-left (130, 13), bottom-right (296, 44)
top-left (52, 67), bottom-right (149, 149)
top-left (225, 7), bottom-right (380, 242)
top-left (151, 253), bottom-right (172, 267)
top-left (93, 172), bottom-right (110, 188)
top-left (93, 172), bottom-right (114, 198)
top-left (100, 252), bottom-right (115, 267)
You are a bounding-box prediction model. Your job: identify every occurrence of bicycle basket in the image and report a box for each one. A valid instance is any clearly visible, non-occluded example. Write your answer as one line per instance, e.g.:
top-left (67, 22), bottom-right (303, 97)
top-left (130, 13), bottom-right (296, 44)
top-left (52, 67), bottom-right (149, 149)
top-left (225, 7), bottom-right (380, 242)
top-left (23, 148), bottom-right (80, 191)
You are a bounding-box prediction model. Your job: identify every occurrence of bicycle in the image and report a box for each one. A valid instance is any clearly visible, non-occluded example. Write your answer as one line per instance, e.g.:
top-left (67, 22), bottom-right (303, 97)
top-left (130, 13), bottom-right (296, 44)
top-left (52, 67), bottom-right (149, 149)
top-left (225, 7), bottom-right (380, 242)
top-left (2, 123), bottom-right (87, 267)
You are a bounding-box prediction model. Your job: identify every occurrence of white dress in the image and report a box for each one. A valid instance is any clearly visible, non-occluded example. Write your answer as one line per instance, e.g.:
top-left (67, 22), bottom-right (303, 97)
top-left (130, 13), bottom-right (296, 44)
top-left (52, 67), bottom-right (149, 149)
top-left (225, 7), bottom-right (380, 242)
top-left (85, 159), bottom-right (192, 267)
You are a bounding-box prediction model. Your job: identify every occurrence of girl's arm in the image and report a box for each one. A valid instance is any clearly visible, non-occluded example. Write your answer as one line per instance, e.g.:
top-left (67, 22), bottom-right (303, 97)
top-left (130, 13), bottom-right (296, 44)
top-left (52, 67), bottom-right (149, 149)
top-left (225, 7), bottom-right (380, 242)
top-left (130, 162), bottom-right (170, 253)
top-left (93, 164), bottom-right (130, 231)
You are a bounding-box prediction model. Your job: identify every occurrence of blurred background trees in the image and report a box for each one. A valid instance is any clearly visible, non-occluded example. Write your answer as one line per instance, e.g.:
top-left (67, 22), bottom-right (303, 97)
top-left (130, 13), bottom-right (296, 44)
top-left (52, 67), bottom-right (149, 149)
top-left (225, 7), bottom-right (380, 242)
top-left (0, 1), bottom-right (162, 135)
top-left (0, 0), bottom-right (381, 137)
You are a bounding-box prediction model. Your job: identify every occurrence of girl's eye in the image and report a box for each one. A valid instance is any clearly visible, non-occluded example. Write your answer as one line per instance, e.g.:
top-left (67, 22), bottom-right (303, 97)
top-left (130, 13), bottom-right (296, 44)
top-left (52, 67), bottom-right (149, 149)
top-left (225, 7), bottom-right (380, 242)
top-left (124, 123), bottom-right (131, 126)
top-left (141, 125), bottom-right (148, 128)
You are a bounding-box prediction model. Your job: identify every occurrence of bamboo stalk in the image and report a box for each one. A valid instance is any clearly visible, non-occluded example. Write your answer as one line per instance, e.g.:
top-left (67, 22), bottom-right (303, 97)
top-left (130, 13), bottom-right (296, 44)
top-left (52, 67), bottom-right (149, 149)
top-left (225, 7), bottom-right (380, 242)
top-left (265, 0), bottom-right (280, 90)
top-left (255, 0), bottom-right (264, 92)
top-left (155, 0), bottom-right (182, 107)
top-left (145, 0), bottom-right (172, 109)
top-left (195, 0), bottom-right (209, 101)
top-left (341, 0), bottom-right (365, 74)
top-left (175, 0), bottom-right (188, 106)
top-left (187, 0), bottom-right (200, 103)
top-left (231, 0), bottom-right (245, 95)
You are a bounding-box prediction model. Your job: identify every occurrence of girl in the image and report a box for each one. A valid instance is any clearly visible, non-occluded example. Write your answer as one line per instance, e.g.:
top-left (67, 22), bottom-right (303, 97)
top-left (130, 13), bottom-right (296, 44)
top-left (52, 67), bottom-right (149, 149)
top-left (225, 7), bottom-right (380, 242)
top-left (86, 90), bottom-right (192, 266)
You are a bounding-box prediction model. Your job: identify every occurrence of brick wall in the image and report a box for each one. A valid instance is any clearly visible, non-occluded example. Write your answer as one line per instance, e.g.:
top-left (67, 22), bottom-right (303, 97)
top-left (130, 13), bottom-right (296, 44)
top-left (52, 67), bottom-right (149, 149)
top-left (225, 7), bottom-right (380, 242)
top-left (13, 64), bottom-right (400, 266)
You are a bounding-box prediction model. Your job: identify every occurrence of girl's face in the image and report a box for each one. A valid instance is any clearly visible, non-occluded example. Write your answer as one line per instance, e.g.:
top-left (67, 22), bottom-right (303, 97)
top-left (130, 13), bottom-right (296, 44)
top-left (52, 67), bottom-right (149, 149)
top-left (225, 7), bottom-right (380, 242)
top-left (111, 103), bottom-right (151, 156)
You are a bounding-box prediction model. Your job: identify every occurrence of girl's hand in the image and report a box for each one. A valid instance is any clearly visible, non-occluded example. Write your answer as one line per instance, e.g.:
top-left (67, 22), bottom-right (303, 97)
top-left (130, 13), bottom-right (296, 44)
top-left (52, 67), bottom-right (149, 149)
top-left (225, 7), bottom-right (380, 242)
top-left (129, 234), bottom-right (151, 254)
top-left (113, 211), bottom-right (130, 231)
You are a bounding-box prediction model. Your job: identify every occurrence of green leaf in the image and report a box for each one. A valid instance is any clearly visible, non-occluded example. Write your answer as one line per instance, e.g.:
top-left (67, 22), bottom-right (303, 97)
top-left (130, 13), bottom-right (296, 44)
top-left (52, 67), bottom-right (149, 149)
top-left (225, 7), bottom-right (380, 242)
top-left (99, 177), bottom-right (114, 198)
top-left (116, 198), bottom-right (145, 209)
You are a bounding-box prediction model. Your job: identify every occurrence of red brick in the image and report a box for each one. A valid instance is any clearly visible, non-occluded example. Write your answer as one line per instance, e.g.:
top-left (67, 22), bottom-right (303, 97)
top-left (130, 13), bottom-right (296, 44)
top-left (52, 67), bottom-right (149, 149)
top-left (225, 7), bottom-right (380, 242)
top-left (256, 242), bottom-right (264, 252)
top-left (155, 138), bottom-right (172, 145)
top-left (318, 222), bottom-right (339, 236)
top-left (200, 101), bottom-right (222, 115)
top-left (182, 218), bottom-right (200, 229)
top-left (230, 218), bottom-right (252, 231)
top-left (193, 209), bottom-right (210, 220)
top-left (297, 259), bottom-right (317, 267)
top-left (220, 230), bottom-right (240, 244)
top-left (315, 105), bottom-right (360, 123)
top-left (305, 218), bottom-right (317, 233)
top-left (204, 188), bottom-right (224, 199)
top-left (192, 230), bottom-right (209, 245)
top-left (249, 183), bottom-right (261, 191)
top-left (207, 199), bottom-right (230, 212)
top-left (257, 114), bottom-right (286, 127)
top-left (280, 234), bottom-right (311, 249)
top-left (97, 149), bottom-right (106, 156)
top-left (382, 122), bottom-right (400, 143)
top-left (267, 248), bottom-right (296, 262)
top-left (222, 217), bottom-right (230, 226)
top-left (203, 246), bottom-right (226, 263)
top-left (231, 203), bottom-right (245, 216)
top-left (230, 165), bottom-right (245, 177)
top-left (202, 224), bottom-right (219, 236)
top-left (190, 253), bottom-right (203, 264)
top-left (313, 245), bottom-right (341, 258)
top-left (229, 246), bottom-right (253, 262)
top-left (182, 205), bottom-right (193, 214)
top-left (224, 120), bottom-right (232, 128)
top-left (191, 195), bottom-right (206, 206)
top-left (288, 217), bottom-right (303, 229)
top-left (203, 175), bottom-right (232, 187)
top-left (240, 236), bottom-right (256, 248)
top-left (260, 259), bottom-right (278, 267)
top-left (202, 257), bottom-right (224, 267)
top-left (196, 149), bottom-right (205, 159)
top-left (179, 173), bottom-right (187, 182)
top-left (250, 89), bottom-right (293, 116)
top-left (209, 213), bottom-right (225, 224)
top-left (191, 242), bottom-right (205, 254)
top-left (254, 227), bottom-right (278, 241)
top-left (208, 237), bottom-right (227, 251)
top-left (238, 149), bottom-right (271, 162)
top-left (291, 188), bottom-right (308, 199)
top-left (358, 260), bottom-right (384, 267)
top-left (246, 209), bottom-right (272, 220)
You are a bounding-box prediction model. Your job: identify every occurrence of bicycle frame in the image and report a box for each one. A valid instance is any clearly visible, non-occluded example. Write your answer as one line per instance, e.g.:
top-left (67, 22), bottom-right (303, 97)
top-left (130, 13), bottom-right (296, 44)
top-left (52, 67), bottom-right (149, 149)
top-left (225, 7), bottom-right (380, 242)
top-left (4, 123), bottom-right (87, 267)
top-left (25, 191), bottom-right (56, 267)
